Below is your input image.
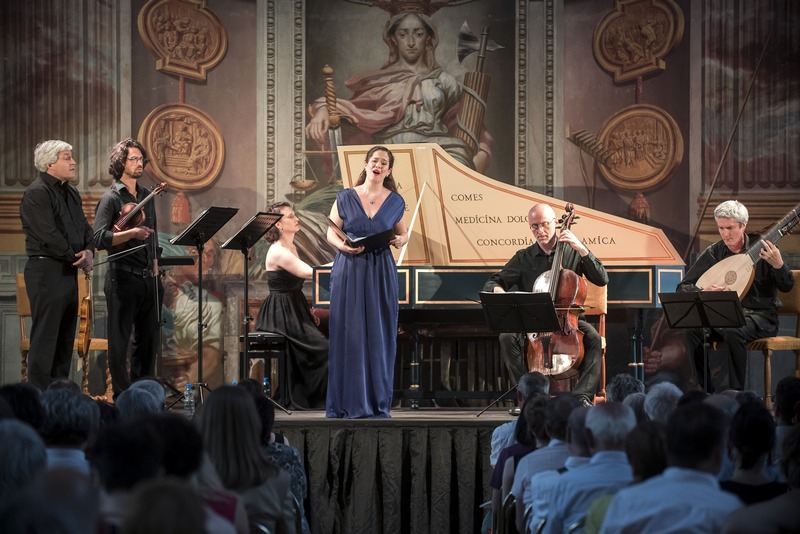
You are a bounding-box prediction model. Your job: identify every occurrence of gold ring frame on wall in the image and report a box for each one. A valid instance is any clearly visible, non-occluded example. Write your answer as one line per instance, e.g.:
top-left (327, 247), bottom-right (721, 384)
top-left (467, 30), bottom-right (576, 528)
top-left (138, 0), bottom-right (228, 81)
top-left (597, 104), bottom-right (683, 192)
top-left (138, 102), bottom-right (225, 191)
top-left (593, 0), bottom-right (683, 84)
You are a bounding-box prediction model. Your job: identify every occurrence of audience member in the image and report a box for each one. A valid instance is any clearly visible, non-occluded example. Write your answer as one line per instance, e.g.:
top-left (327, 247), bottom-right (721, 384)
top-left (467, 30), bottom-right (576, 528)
top-left (144, 412), bottom-right (246, 534)
top-left (523, 406), bottom-right (591, 534)
top-left (198, 385), bottom-right (297, 534)
top-left (772, 376), bottom-right (800, 478)
top-left (0, 382), bottom-right (44, 430)
top-left (677, 389), bottom-right (709, 406)
top-left (599, 402), bottom-right (742, 533)
top-left (622, 392), bottom-right (647, 423)
top-left (511, 393), bottom-right (579, 530)
top-left (584, 419), bottom-right (668, 534)
top-left (27, 467), bottom-right (100, 534)
top-left (123, 477), bottom-right (207, 534)
top-left (89, 420), bottom-right (163, 531)
top-left (0, 396), bottom-right (13, 420)
top-left (40, 388), bottom-right (99, 475)
top-left (115, 387), bottom-right (161, 421)
top-left (720, 402), bottom-right (787, 504)
top-left (490, 371), bottom-right (550, 466)
top-left (541, 402), bottom-right (636, 534)
top-left (605, 373), bottom-right (644, 403)
top-left (723, 424), bottom-right (800, 534)
top-left (734, 389), bottom-right (762, 407)
top-left (237, 378), bottom-right (290, 446)
top-left (46, 377), bottom-right (81, 394)
top-left (0, 419), bottom-right (47, 501)
top-left (130, 378), bottom-right (167, 409)
top-left (253, 394), bottom-right (311, 534)
top-left (644, 381), bottom-right (682, 423)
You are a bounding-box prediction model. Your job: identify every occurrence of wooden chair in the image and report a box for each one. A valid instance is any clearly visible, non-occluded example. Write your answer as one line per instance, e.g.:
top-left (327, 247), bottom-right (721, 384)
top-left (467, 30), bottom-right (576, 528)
top-left (16, 273), bottom-right (110, 396)
top-left (745, 269), bottom-right (800, 410)
top-left (584, 280), bottom-right (608, 403)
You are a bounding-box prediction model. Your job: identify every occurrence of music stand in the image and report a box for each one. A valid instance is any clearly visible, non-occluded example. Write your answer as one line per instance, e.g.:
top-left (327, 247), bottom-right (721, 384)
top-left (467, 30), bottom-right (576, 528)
top-left (221, 211), bottom-right (291, 415)
top-left (171, 206), bottom-right (238, 400)
top-left (476, 291), bottom-right (561, 417)
top-left (659, 291), bottom-right (746, 392)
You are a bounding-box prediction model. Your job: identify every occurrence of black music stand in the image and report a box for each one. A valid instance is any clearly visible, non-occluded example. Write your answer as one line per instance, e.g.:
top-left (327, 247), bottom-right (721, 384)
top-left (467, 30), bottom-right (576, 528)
top-left (170, 206), bottom-right (238, 400)
top-left (659, 291), bottom-right (746, 392)
top-left (476, 291), bottom-right (561, 417)
top-left (221, 211), bottom-right (291, 415)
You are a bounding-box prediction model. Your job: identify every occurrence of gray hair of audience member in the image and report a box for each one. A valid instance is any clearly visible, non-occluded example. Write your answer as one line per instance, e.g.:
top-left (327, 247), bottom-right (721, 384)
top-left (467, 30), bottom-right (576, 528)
top-left (115, 388), bottom-right (161, 421)
top-left (713, 200), bottom-right (748, 225)
top-left (782, 424), bottom-right (800, 488)
top-left (729, 401), bottom-right (776, 470)
top-left (644, 382), bottom-right (683, 423)
top-left (606, 373), bottom-right (645, 403)
top-left (544, 393), bottom-right (581, 441)
top-left (623, 392), bottom-right (648, 423)
top-left (775, 376), bottom-right (800, 425)
top-left (667, 402), bottom-right (727, 471)
top-left (33, 140), bottom-right (72, 172)
top-left (566, 406), bottom-right (591, 456)
top-left (625, 420), bottom-right (668, 482)
top-left (518, 371), bottom-right (550, 399)
top-left (130, 379), bottom-right (166, 408)
top-left (40, 389), bottom-right (99, 447)
top-left (585, 402), bottom-right (637, 450)
top-left (0, 419), bottom-right (47, 501)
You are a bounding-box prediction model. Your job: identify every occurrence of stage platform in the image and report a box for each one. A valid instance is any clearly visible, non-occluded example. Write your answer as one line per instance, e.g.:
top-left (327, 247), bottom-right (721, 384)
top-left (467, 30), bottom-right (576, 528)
top-left (273, 407), bottom-right (513, 534)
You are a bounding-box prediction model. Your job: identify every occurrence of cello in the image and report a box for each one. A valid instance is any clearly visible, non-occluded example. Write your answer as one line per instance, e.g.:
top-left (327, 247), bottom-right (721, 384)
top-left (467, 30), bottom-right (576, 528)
top-left (526, 203), bottom-right (587, 392)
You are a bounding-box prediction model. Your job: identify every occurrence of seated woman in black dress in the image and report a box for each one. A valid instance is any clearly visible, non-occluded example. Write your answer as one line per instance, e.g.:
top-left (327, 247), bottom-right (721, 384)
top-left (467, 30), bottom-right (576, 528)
top-left (255, 202), bottom-right (328, 409)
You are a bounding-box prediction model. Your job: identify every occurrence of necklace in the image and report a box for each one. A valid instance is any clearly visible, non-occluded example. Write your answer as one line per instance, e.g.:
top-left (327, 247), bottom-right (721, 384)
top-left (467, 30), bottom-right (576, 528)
top-left (364, 187), bottom-right (383, 205)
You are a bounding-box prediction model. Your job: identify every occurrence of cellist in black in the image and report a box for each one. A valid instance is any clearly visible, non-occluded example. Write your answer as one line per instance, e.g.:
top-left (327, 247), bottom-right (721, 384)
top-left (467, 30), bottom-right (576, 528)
top-left (484, 203), bottom-right (609, 406)
top-left (93, 138), bottom-right (163, 398)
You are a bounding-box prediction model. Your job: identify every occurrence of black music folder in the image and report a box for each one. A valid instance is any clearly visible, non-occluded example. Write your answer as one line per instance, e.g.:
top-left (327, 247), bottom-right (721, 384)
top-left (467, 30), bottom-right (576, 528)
top-left (325, 215), bottom-right (395, 252)
top-left (659, 291), bottom-right (746, 330)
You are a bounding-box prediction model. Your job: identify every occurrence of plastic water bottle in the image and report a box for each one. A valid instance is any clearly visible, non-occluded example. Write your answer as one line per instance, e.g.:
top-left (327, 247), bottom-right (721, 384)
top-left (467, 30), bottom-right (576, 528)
top-left (262, 376), bottom-right (271, 398)
top-left (183, 383), bottom-right (195, 419)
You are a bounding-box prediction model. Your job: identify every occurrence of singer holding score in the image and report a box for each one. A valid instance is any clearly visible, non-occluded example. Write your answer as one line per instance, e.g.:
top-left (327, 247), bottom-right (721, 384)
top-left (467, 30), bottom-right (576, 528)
top-left (93, 138), bottom-right (163, 398)
top-left (325, 145), bottom-right (408, 418)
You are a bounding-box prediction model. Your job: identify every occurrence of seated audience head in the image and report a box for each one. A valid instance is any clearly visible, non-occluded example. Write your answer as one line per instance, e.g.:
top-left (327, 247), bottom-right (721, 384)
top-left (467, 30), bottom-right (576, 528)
top-left (130, 378), bottom-right (166, 409)
top-left (0, 382), bottom-right (44, 431)
top-left (566, 406), bottom-right (591, 457)
top-left (40, 388), bottom-right (99, 448)
top-left (252, 394), bottom-right (277, 446)
top-left (122, 477), bottom-right (206, 534)
top-left (236, 377), bottom-right (264, 398)
top-left (544, 393), bottom-right (580, 442)
top-left (519, 394), bottom-right (549, 447)
top-left (622, 392), bottom-right (647, 423)
top-left (775, 375), bottom-right (800, 425)
top-left (584, 402), bottom-right (636, 453)
top-left (198, 385), bottom-right (278, 491)
top-left (143, 412), bottom-right (204, 479)
top-left (782, 424), bottom-right (800, 489)
top-left (625, 420), bottom-right (668, 482)
top-left (517, 371), bottom-right (550, 402)
top-left (703, 392), bottom-right (740, 419)
top-left (666, 402), bottom-right (727, 474)
top-left (728, 401), bottom-right (775, 471)
top-left (89, 421), bottom-right (162, 492)
top-left (0, 419), bottom-right (47, 501)
top-left (735, 389), bottom-right (762, 407)
top-left (606, 373), bottom-right (645, 403)
top-left (644, 381), bottom-right (682, 423)
top-left (46, 378), bottom-right (81, 394)
top-left (677, 389), bottom-right (708, 407)
top-left (115, 387), bottom-right (161, 421)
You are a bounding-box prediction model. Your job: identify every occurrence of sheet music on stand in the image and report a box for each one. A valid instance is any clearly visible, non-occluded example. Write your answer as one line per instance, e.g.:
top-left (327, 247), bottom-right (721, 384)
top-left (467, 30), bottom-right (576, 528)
top-left (221, 212), bottom-right (283, 252)
top-left (479, 291), bottom-right (561, 334)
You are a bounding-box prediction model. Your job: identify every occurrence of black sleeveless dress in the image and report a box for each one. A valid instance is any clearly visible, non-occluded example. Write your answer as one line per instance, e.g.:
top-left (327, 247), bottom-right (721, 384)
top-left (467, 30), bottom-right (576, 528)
top-left (255, 270), bottom-right (328, 409)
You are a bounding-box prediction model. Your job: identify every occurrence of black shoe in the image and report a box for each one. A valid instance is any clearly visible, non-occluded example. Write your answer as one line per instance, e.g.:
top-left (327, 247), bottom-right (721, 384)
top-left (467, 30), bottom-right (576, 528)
top-left (577, 395), bottom-right (594, 407)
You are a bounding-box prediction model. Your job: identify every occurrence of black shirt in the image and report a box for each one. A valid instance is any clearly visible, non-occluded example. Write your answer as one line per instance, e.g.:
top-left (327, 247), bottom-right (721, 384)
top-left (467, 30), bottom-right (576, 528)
top-left (20, 171), bottom-right (94, 261)
top-left (93, 180), bottom-right (158, 269)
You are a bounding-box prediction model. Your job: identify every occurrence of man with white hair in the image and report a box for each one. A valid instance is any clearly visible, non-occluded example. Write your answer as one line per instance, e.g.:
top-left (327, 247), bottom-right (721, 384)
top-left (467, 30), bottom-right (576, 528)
top-left (644, 381), bottom-right (682, 423)
top-left (20, 140), bottom-right (94, 390)
top-left (677, 200), bottom-right (793, 391)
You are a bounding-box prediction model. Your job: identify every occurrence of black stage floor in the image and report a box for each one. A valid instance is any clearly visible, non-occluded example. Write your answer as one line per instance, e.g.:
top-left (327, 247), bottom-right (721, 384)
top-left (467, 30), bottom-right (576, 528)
top-left (273, 408), bottom-right (513, 534)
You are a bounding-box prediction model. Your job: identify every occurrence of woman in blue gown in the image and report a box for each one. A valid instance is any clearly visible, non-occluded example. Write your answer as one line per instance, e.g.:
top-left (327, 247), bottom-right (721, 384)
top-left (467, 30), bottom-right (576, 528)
top-left (325, 146), bottom-right (408, 418)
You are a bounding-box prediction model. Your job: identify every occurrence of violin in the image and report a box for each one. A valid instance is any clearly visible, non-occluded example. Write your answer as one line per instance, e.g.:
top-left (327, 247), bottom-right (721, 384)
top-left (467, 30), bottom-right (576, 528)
top-left (77, 273), bottom-right (92, 393)
top-left (113, 182), bottom-right (168, 232)
top-left (526, 203), bottom-right (587, 392)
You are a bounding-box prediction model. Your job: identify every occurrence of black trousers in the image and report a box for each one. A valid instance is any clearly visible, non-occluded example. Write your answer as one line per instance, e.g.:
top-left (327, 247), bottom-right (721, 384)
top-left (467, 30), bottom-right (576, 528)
top-left (498, 318), bottom-right (603, 398)
top-left (24, 258), bottom-right (79, 390)
top-left (105, 269), bottom-right (163, 396)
